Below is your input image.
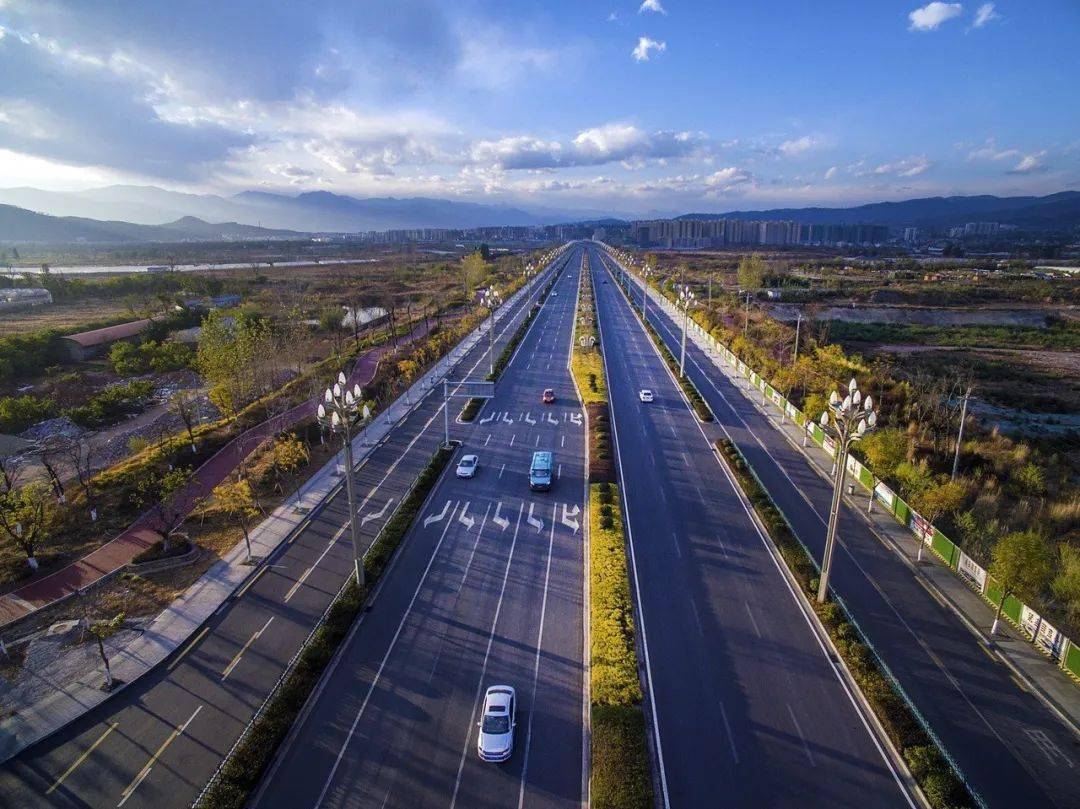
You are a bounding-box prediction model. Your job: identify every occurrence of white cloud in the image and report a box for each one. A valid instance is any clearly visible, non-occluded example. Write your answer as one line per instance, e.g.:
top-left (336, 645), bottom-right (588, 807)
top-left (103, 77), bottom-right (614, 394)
top-left (638, 0), bottom-right (667, 14)
top-left (778, 135), bottom-right (818, 156)
top-left (867, 155), bottom-right (932, 177)
top-left (908, 2), bottom-right (963, 32)
top-left (824, 165), bottom-right (838, 180)
top-left (632, 36), bottom-right (666, 62)
top-left (704, 167), bottom-right (754, 194)
top-left (1009, 151), bottom-right (1047, 174)
top-left (966, 139), bottom-right (1019, 162)
top-left (971, 3), bottom-right (1001, 29)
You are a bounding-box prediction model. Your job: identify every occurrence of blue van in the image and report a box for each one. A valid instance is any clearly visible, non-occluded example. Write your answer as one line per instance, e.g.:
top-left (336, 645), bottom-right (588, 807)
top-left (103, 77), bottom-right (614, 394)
top-left (529, 451), bottom-right (553, 491)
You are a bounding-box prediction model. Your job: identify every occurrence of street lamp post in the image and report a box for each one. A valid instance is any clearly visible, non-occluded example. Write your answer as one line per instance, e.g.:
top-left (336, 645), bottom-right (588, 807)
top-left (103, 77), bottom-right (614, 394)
top-left (317, 372), bottom-right (369, 588)
top-left (642, 264), bottom-right (653, 318)
top-left (677, 284), bottom-right (696, 378)
top-left (482, 285), bottom-right (502, 378)
top-left (816, 378), bottom-right (879, 604)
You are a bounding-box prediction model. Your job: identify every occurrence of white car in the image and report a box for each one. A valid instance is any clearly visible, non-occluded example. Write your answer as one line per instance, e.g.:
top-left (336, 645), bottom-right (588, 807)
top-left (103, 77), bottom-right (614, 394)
top-left (477, 685), bottom-right (516, 762)
top-left (456, 454), bottom-right (479, 478)
top-left (638, 389), bottom-right (655, 403)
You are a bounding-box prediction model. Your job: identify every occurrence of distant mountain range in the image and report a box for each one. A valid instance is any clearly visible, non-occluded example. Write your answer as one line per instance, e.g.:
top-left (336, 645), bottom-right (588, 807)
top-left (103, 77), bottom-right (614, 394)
top-left (680, 191), bottom-right (1080, 229)
top-left (0, 185), bottom-right (610, 234)
top-left (0, 205), bottom-right (301, 244)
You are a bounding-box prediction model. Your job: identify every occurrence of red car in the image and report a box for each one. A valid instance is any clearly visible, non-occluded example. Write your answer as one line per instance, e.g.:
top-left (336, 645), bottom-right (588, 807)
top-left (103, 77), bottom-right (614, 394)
top-left (542, 388), bottom-right (556, 404)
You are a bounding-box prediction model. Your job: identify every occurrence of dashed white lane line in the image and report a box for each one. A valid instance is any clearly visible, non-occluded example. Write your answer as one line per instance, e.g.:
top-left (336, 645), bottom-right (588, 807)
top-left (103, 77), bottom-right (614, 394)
top-left (718, 701), bottom-right (739, 765)
top-left (788, 705), bottom-right (816, 767)
top-left (117, 705), bottom-right (202, 807)
top-left (744, 602), bottom-right (762, 639)
top-left (221, 616), bottom-right (274, 680)
top-left (484, 434), bottom-right (491, 447)
top-left (510, 434), bottom-right (516, 447)
top-left (499, 463), bottom-right (506, 479)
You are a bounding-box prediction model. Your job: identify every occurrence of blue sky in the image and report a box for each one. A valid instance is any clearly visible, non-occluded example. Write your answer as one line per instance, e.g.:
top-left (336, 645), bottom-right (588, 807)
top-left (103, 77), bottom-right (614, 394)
top-left (0, 0), bottom-right (1077, 215)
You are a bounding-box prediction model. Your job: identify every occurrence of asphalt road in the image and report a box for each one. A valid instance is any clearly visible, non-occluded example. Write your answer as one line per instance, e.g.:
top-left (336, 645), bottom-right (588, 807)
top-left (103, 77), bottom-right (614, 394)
top-left (587, 244), bottom-right (912, 809)
top-left (250, 247), bottom-right (588, 809)
top-left (599, 247), bottom-right (1080, 808)
top-left (0, 250), bottom-right (571, 809)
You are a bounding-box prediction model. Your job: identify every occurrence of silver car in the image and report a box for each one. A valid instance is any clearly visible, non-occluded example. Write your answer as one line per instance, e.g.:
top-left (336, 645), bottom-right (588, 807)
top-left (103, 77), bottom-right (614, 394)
top-left (477, 685), bottom-right (516, 762)
top-left (456, 454), bottom-right (479, 478)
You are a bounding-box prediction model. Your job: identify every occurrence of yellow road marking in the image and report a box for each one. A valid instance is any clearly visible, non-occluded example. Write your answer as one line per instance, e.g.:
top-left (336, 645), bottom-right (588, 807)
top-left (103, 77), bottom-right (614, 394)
top-left (220, 617), bottom-right (274, 680)
top-left (117, 705), bottom-right (201, 807)
top-left (234, 565), bottom-right (269, 599)
top-left (167, 626), bottom-right (210, 672)
top-left (45, 722), bottom-right (118, 795)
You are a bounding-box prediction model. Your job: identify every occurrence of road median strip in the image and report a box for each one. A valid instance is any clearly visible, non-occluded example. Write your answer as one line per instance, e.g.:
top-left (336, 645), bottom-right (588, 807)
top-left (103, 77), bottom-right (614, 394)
top-left (589, 481), bottom-right (653, 809)
top-left (194, 442), bottom-right (456, 809)
top-left (714, 436), bottom-right (974, 809)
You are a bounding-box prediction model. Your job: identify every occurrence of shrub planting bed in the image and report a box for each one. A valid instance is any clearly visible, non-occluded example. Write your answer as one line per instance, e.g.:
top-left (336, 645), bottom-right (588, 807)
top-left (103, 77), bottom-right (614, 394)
top-left (589, 482), bottom-right (653, 809)
top-left (458, 396), bottom-right (485, 422)
top-left (197, 443), bottom-right (455, 809)
top-left (586, 403), bottom-right (616, 484)
top-left (715, 437), bottom-right (973, 809)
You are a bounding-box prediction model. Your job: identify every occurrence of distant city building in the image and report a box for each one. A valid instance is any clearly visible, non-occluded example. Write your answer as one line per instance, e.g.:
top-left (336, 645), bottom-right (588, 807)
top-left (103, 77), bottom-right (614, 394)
top-left (628, 217), bottom-right (887, 248)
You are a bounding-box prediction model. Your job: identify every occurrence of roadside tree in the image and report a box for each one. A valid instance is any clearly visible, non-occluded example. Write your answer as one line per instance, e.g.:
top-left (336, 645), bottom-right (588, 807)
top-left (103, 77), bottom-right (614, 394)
top-left (988, 530), bottom-right (1053, 635)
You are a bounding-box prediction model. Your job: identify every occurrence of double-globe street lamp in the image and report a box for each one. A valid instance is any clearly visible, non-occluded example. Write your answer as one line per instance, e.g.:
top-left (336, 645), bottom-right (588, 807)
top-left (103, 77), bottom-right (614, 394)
top-left (317, 372), bottom-right (370, 588)
top-left (481, 285), bottom-right (503, 377)
top-left (816, 378), bottom-right (879, 604)
top-left (676, 283), bottom-right (696, 378)
top-left (641, 263), bottom-right (654, 319)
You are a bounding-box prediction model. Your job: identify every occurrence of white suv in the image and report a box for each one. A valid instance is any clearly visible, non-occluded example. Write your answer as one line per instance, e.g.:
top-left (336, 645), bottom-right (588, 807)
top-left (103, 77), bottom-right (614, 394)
top-left (638, 389), bottom-right (655, 403)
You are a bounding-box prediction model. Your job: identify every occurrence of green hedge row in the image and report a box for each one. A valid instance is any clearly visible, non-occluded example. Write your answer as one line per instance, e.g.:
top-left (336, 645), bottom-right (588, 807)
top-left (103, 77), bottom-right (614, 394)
top-left (590, 482), bottom-right (653, 809)
top-left (198, 444), bottom-right (455, 809)
top-left (458, 397), bottom-right (484, 422)
top-left (715, 438), bottom-right (973, 809)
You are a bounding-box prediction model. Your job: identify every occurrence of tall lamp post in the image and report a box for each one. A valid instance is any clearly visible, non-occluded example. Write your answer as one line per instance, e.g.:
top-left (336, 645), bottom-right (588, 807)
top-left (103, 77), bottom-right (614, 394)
top-left (317, 372), bottom-right (369, 588)
top-left (677, 284), bottom-right (696, 378)
top-left (816, 378), bottom-right (879, 604)
top-left (641, 264), bottom-right (654, 318)
top-left (482, 285), bottom-right (503, 377)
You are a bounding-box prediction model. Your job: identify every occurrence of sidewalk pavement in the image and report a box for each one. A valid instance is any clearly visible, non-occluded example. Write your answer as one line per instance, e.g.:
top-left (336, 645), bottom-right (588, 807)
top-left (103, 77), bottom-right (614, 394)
top-left (0, 263), bottom-right (552, 763)
top-left (0, 319), bottom-right (433, 630)
top-left (628, 263), bottom-right (1080, 740)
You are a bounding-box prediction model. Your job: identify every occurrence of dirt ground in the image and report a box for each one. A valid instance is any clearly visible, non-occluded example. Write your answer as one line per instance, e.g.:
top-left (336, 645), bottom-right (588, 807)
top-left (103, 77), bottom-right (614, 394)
top-left (0, 298), bottom-right (134, 335)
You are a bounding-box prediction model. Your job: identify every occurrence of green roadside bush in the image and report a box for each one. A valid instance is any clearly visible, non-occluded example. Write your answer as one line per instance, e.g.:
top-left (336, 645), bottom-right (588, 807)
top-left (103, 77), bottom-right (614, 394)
top-left (0, 394), bottom-right (55, 433)
top-left (459, 397), bottom-right (484, 422)
top-left (66, 380), bottom-right (155, 428)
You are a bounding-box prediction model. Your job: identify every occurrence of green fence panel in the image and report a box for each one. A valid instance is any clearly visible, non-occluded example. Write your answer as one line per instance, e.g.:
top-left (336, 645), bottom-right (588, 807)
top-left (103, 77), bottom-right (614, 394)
top-left (1064, 642), bottom-right (1080, 679)
top-left (893, 496), bottom-right (911, 524)
top-left (1003, 594), bottom-right (1023, 623)
top-left (986, 580), bottom-right (1004, 607)
top-left (858, 466), bottom-right (875, 489)
top-left (931, 530), bottom-right (959, 569)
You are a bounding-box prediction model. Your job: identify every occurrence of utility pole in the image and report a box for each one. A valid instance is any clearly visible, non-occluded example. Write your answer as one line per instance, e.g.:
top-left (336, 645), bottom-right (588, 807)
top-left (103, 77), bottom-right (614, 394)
top-left (951, 386), bottom-right (971, 481)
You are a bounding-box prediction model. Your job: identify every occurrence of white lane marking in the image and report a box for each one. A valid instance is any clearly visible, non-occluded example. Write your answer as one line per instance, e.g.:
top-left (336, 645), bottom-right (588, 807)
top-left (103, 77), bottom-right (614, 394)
top-left (557, 463), bottom-right (562, 480)
top-left (718, 701), bottom-right (739, 765)
top-left (502, 412), bottom-right (514, 425)
top-left (499, 463), bottom-right (506, 479)
top-left (516, 504), bottom-right (559, 809)
top-left (449, 504), bottom-right (526, 809)
top-left (569, 412), bottom-right (582, 426)
top-left (315, 502), bottom-right (461, 808)
top-left (547, 412), bottom-right (560, 426)
top-left (561, 503), bottom-right (580, 534)
top-left (510, 435), bottom-right (516, 447)
top-left (671, 530), bottom-right (682, 558)
top-left (360, 498), bottom-right (393, 527)
top-left (493, 502), bottom-right (510, 531)
top-left (525, 412), bottom-right (536, 425)
top-left (117, 705), bottom-right (203, 807)
top-left (560, 435), bottom-right (566, 448)
top-left (484, 434), bottom-right (491, 447)
top-left (458, 502), bottom-right (475, 530)
top-left (744, 602), bottom-right (762, 638)
top-left (480, 412), bottom-right (495, 425)
top-left (689, 600), bottom-right (704, 636)
top-left (527, 503), bottom-right (544, 533)
top-left (788, 704), bottom-right (816, 766)
top-left (221, 616), bottom-right (274, 680)
top-left (423, 500), bottom-right (450, 528)
top-left (534, 434), bottom-right (540, 447)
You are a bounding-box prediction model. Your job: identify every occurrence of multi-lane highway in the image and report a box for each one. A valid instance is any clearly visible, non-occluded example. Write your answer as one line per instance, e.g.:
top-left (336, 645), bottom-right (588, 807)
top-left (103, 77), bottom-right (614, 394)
top-left (598, 245), bottom-right (1080, 809)
top-left (251, 247), bottom-right (588, 808)
top-left (587, 243), bottom-right (913, 808)
top-left (0, 250), bottom-right (570, 809)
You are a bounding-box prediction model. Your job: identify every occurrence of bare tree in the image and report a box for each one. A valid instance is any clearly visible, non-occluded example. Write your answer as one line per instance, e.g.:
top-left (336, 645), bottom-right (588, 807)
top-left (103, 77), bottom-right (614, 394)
top-left (38, 437), bottom-right (68, 504)
top-left (62, 438), bottom-right (100, 520)
top-left (171, 391), bottom-right (201, 453)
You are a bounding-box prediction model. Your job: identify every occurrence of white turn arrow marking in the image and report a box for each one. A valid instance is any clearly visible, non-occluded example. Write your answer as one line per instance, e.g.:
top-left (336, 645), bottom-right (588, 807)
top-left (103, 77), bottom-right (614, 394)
top-left (524, 412), bottom-right (536, 425)
top-left (361, 498), bottom-right (393, 527)
top-left (561, 504), bottom-right (581, 534)
top-left (527, 503), bottom-right (544, 533)
top-left (502, 412), bottom-right (515, 425)
top-left (458, 501), bottom-right (475, 530)
top-left (479, 412), bottom-right (495, 425)
top-left (424, 500), bottom-right (451, 528)
top-left (493, 502), bottom-right (510, 531)
top-left (569, 412), bottom-right (583, 426)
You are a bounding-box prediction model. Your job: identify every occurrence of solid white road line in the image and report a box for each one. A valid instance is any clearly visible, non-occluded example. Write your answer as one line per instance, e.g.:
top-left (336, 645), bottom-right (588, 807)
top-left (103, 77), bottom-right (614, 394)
top-left (314, 501), bottom-right (462, 809)
top-left (449, 503), bottom-right (526, 809)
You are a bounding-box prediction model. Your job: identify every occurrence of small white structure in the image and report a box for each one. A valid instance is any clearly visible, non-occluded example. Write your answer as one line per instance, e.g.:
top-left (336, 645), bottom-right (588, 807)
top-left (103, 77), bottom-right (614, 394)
top-left (341, 306), bottom-right (388, 330)
top-left (0, 287), bottom-right (53, 313)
